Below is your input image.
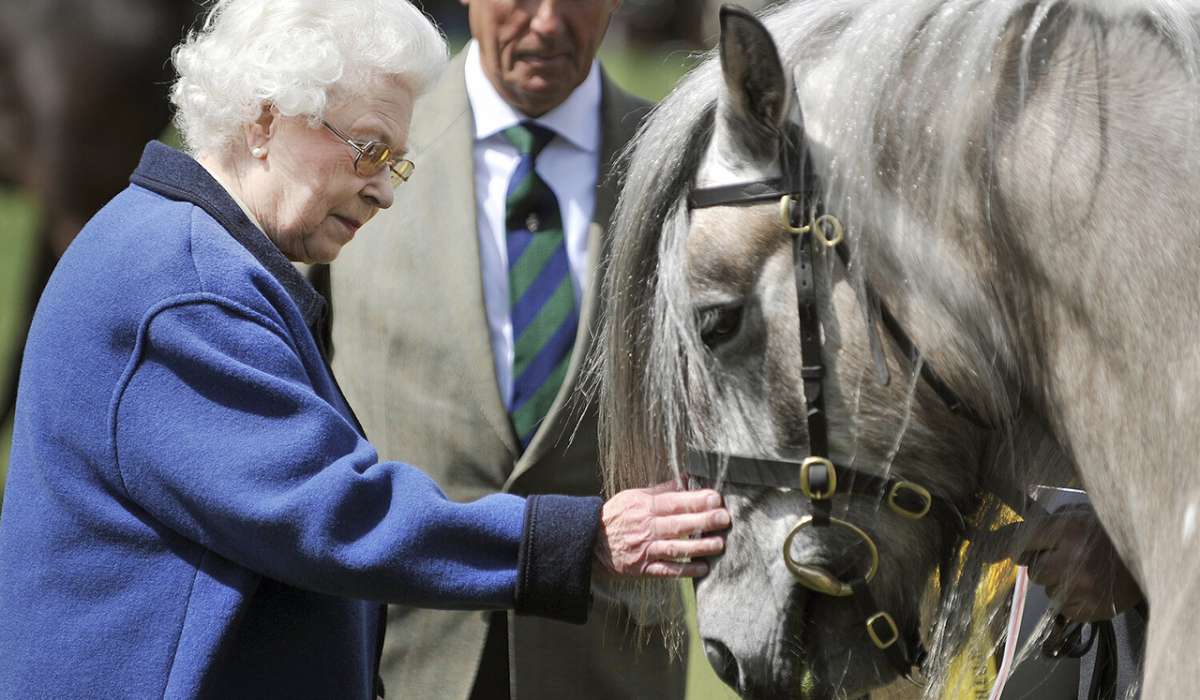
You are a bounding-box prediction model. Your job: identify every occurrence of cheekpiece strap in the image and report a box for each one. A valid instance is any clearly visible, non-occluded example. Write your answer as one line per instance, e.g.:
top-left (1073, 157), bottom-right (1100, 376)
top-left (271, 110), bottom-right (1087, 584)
top-left (852, 580), bottom-right (926, 681)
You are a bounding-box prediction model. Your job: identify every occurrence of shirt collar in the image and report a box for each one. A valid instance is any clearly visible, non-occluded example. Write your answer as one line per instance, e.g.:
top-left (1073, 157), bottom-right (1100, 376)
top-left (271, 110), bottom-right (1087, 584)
top-left (129, 141), bottom-right (326, 328)
top-left (464, 40), bottom-right (601, 153)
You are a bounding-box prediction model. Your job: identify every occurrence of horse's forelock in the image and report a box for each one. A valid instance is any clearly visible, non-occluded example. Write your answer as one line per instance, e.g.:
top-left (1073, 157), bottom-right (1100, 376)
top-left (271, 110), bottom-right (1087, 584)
top-left (597, 64), bottom-right (721, 496)
top-left (588, 64), bottom-right (726, 641)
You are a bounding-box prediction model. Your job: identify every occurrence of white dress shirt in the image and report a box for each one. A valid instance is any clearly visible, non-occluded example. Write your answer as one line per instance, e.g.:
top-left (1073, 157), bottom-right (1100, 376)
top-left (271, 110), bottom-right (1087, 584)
top-left (464, 40), bottom-right (601, 409)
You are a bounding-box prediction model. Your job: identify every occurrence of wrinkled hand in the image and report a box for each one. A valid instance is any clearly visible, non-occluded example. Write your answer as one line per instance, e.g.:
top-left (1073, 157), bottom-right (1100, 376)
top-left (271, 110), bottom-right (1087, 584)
top-left (594, 481), bottom-right (730, 578)
top-left (1016, 508), bottom-right (1143, 622)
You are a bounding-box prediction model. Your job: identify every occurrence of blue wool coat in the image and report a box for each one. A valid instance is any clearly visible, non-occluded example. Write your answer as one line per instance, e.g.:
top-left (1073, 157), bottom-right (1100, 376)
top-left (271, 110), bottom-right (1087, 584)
top-left (0, 142), bottom-right (600, 699)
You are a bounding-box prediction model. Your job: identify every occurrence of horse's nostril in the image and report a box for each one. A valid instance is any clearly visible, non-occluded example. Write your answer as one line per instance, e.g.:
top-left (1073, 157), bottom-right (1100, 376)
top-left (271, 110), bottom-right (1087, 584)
top-left (703, 638), bottom-right (741, 690)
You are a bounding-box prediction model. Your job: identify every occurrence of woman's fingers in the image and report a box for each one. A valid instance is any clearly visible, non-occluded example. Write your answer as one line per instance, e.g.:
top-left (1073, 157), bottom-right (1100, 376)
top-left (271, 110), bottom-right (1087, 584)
top-left (643, 480), bottom-right (685, 496)
top-left (989, 509), bottom-right (1142, 622)
top-left (647, 536), bottom-right (725, 561)
top-left (641, 560), bottom-right (710, 578)
top-left (651, 488), bottom-right (723, 515)
top-left (653, 509), bottom-right (730, 539)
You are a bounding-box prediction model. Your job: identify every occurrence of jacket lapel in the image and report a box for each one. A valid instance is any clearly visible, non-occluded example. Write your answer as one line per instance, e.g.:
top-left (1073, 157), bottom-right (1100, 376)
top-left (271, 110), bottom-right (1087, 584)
top-left (409, 53), bottom-right (521, 458)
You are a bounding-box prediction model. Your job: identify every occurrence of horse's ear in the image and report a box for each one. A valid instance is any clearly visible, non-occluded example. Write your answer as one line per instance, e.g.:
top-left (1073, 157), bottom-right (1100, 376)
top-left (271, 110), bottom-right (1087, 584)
top-left (718, 4), bottom-right (791, 154)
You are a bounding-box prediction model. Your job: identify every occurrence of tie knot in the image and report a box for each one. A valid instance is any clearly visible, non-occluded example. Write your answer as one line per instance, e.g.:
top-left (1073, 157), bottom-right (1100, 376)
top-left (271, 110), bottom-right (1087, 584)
top-left (502, 122), bottom-right (556, 158)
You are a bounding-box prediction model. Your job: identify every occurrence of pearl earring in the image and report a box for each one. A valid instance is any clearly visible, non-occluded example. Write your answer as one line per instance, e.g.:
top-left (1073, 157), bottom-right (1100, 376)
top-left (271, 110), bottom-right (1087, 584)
top-left (251, 146), bottom-right (265, 158)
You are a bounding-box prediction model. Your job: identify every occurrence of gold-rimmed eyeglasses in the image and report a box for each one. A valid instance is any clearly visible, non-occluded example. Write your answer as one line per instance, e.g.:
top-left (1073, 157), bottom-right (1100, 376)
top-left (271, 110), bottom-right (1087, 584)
top-left (321, 121), bottom-right (414, 187)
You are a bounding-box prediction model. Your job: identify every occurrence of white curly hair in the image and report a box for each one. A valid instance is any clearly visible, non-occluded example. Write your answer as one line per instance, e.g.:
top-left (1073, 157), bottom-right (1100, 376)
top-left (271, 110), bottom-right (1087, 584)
top-left (171, 0), bottom-right (447, 155)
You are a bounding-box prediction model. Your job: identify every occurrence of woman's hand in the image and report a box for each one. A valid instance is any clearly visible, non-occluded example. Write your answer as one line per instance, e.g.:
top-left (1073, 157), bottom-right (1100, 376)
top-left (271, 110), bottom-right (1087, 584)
top-left (594, 481), bottom-right (730, 578)
top-left (1017, 508), bottom-right (1143, 622)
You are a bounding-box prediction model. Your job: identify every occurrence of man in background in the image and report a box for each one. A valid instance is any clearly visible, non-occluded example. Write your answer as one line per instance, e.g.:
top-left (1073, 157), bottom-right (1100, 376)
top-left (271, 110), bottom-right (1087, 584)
top-left (318, 1), bottom-right (684, 698)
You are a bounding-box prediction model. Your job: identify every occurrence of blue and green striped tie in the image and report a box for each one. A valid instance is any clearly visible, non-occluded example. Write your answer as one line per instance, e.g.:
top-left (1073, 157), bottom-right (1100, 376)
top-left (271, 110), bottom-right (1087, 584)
top-left (502, 122), bottom-right (578, 448)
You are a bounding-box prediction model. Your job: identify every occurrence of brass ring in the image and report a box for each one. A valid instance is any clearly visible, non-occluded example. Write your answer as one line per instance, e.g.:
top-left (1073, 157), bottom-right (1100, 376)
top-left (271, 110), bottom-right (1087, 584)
top-left (782, 515), bottom-right (880, 597)
top-left (814, 214), bottom-right (844, 247)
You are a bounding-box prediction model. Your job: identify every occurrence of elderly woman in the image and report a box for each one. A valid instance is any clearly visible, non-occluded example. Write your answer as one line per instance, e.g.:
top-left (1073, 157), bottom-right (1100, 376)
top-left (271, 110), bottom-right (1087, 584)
top-left (0, 1), bottom-right (728, 698)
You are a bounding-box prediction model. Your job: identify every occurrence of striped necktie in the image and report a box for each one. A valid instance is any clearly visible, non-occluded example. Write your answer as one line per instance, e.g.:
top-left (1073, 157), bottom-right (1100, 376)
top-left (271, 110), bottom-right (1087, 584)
top-left (502, 122), bottom-right (578, 449)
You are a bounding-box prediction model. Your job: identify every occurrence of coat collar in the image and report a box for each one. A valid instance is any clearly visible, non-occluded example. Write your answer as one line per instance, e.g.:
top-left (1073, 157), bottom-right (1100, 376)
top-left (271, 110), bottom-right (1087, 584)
top-left (129, 141), bottom-right (326, 328)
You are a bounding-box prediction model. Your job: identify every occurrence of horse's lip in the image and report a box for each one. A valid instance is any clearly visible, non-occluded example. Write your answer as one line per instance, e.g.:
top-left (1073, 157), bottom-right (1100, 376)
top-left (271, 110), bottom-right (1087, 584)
top-left (782, 585), bottom-right (820, 699)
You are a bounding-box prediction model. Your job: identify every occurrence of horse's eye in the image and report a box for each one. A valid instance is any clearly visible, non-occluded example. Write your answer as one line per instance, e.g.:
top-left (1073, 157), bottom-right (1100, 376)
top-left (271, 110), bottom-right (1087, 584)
top-left (697, 303), bottom-right (744, 348)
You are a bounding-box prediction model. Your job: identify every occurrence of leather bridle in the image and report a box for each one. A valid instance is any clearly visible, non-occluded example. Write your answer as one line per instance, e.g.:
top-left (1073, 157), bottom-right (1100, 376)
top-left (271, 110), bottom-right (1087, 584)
top-left (684, 128), bottom-right (989, 682)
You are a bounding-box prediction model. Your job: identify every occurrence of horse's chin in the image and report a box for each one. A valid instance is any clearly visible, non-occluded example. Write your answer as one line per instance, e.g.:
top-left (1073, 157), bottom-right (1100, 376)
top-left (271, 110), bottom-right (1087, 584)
top-left (699, 575), bottom-right (905, 699)
top-left (777, 597), bottom-right (904, 700)
top-left (784, 656), bottom-right (892, 700)
top-left (765, 659), bottom-right (894, 700)
top-left (739, 657), bottom-right (882, 700)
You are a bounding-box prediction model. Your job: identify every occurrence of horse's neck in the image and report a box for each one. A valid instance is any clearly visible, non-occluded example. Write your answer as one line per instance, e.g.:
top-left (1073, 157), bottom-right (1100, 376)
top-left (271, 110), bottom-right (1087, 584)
top-left (981, 414), bottom-right (1077, 511)
top-left (991, 28), bottom-right (1200, 588)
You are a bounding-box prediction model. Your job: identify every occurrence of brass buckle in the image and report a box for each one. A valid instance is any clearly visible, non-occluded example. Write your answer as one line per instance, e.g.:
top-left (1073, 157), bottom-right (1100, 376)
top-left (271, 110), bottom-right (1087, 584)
top-left (866, 612), bottom-right (900, 650)
top-left (887, 481), bottom-right (932, 520)
top-left (782, 515), bottom-right (880, 597)
top-left (799, 457), bottom-right (837, 500)
top-left (777, 196), bottom-right (845, 247)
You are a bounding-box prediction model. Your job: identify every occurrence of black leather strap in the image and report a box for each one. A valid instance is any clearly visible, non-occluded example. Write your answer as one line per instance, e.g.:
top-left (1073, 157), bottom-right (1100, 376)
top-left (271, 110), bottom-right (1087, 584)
top-left (795, 233), bottom-right (826, 451)
top-left (1087, 621), bottom-right (1118, 700)
top-left (687, 452), bottom-right (810, 489)
top-left (686, 452), bottom-right (909, 499)
top-left (687, 178), bottom-right (790, 209)
top-left (829, 240), bottom-right (990, 429)
top-left (793, 231), bottom-right (834, 524)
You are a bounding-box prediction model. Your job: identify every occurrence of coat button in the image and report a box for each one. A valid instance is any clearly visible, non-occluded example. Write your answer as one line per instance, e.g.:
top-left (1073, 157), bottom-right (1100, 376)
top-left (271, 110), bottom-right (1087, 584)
top-left (526, 213), bottom-right (540, 232)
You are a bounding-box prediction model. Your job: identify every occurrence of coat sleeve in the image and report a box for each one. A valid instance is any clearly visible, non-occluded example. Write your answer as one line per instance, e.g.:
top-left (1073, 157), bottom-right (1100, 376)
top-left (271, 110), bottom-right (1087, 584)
top-left (111, 295), bottom-right (599, 621)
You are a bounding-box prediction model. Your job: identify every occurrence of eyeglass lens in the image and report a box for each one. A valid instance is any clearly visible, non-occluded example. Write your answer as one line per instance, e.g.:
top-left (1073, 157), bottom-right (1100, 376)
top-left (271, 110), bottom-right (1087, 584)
top-left (355, 143), bottom-right (391, 176)
top-left (355, 143), bottom-right (413, 186)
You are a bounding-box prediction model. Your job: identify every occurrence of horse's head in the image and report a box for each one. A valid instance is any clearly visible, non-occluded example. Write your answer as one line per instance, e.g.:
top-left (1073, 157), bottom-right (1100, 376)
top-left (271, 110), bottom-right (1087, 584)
top-left (599, 5), bottom-right (1012, 698)
top-left (683, 9), bottom-right (993, 697)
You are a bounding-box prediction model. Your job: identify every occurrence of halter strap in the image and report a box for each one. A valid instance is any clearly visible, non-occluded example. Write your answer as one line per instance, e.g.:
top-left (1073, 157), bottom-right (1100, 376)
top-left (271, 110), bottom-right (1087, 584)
top-left (829, 240), bottom-right (990, 429)
top-left (686, 452), bottom-right (965, 532)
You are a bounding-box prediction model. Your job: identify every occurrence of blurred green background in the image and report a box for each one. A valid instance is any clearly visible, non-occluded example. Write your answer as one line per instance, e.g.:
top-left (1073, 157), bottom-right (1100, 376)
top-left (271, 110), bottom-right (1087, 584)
top-left (0, 38), bottom-right (741, 699)
top-left (0, 191), bottom-right (34, 507)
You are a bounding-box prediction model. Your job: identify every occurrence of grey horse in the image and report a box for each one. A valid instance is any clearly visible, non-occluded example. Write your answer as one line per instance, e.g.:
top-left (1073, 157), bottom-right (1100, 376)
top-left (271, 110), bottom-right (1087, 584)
top-left (597, 1), bottom-right (1200, 698)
